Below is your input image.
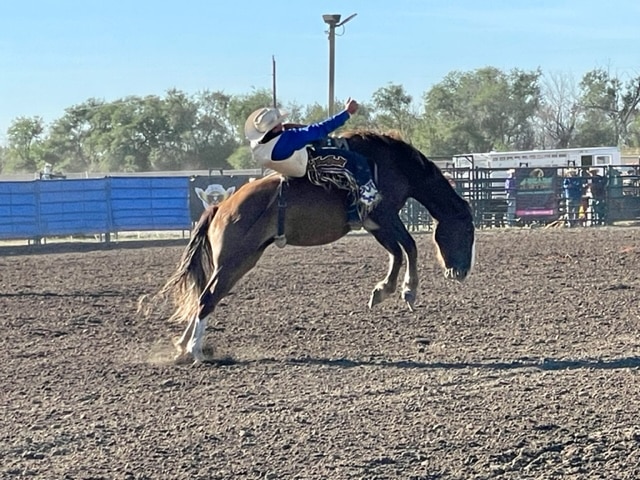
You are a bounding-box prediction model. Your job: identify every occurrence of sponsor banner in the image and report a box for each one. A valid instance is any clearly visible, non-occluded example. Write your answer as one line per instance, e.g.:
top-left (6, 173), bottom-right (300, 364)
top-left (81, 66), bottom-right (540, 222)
top-left (189, 175), bottom-right (258, 222)
top-left (514, 167), bottom-right (559, 218)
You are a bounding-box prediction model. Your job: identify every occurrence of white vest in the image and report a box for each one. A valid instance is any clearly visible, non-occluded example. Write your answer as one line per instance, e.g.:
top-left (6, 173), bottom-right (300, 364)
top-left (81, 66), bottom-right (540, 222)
top-left (251, 139), bottom-right (308, 178)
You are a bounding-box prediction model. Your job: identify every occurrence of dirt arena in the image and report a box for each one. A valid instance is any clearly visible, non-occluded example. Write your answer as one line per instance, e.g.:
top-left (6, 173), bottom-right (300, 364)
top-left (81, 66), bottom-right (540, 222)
top-left (1, 227), bottom-right (639, 479)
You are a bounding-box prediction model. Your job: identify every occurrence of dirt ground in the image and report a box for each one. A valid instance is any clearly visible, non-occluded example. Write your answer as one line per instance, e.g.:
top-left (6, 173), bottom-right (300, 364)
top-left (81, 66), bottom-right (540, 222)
top-left (1, 227), bottom-right (640, 480)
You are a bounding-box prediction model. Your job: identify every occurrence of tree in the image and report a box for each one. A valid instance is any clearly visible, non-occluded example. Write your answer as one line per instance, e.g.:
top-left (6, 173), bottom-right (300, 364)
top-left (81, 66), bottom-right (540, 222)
top-left (0, 145), bottom-right (5, 173)
top-left (228, 88), bottom-right (275, 143)
top-left (226, 145), bottom-right (256, 170)
top-left (301, 102), bottom-right (328, 124)
top-left (5, 116), bottom-right (45, 173)
top-left (44, 99), bottom-right (115, 173)
top-left (298, 100), bottom-right (374, 132)
top-left (537, 72), bottom-right (581, 148)
top-left (421, 67), bottom-right (541, 155)
top-left (157, 88), bottom-right (200, 170)
top-left (628, 116), bottom-right (640, 148)
top-left (192, 90), bottom-right (238, 170)
top-left (371, 84), bottom-right (418, 141)
top-left (577, 68), bottom-right (640, 147)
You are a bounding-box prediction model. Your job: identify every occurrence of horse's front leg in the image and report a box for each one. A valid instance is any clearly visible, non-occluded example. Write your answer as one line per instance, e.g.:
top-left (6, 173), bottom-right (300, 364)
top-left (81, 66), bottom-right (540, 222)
top-left (400, 237), bottom-right (419, 311)
top-left (384, 225), bottom-right (419, 310)
top-left (369, 250), bottom-right (402, 309)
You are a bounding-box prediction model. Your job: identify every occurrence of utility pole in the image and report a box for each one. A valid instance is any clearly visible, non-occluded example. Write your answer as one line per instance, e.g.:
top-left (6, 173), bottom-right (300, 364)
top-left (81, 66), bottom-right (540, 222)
top-left (272, 55), bottom-right (277, 108)
top-left (322, 13), bottom-right (357, 116)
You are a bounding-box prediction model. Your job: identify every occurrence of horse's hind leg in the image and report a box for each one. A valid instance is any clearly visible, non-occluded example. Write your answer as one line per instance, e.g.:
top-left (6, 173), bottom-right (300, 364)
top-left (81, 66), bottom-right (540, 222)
top-left (179, 248), bottom-right (266, 363)
top-left (174, 316), bottom-right (197, 357)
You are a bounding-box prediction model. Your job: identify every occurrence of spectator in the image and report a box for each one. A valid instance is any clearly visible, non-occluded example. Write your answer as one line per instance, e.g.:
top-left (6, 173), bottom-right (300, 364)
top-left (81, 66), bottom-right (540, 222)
top-left (563, 169), bottom-right (584, 227)
top-left (505, 169), bottom-right (517, 226)
top-left (587, 168), bottom-right (607, 225)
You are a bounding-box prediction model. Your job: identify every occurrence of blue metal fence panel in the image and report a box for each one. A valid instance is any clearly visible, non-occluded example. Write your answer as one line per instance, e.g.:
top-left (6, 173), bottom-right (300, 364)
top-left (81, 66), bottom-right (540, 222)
top-left (0, 182), bottom-right (39, 240)
top-left (109, 177), bottom-right (191, 231)
top-left (0, 176), bottom-right (192, 241)
top-left (38, 179), bottom-right (110, 236)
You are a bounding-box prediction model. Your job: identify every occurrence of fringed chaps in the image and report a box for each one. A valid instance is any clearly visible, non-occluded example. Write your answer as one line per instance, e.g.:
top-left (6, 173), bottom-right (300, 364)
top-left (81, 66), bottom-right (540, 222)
top-left (307, 154), bottom-right (372, 219)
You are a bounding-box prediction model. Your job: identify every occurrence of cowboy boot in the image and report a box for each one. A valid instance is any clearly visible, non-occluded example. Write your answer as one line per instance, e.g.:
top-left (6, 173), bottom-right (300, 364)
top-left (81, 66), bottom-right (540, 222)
top-left (359, 179), bottom-right (382, 208)
top-left (356, 180), bottom-right (382, 230)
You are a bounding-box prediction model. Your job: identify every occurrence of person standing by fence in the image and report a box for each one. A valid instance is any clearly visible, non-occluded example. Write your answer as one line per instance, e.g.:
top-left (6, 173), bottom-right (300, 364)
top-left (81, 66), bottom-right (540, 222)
top-left (587, 168), bottom-right (607, 225)
top-left (505, 169), bottom-right (517, 226)
top-left (563, 169), bottom-right (584, 227)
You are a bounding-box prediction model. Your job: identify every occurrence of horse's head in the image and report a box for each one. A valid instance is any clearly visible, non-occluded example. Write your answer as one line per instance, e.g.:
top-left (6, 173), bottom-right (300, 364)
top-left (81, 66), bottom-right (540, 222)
top-left (433, 213), bottom-right (475, 281)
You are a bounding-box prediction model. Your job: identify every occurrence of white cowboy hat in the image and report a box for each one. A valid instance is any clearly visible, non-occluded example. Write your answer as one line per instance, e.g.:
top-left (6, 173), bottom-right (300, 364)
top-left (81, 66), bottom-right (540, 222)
top-left (244, 107), bottom-right (288, 142)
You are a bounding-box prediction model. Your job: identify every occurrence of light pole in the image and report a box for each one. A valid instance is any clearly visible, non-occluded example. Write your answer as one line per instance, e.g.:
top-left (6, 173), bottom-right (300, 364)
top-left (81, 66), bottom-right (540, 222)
top-left (322, 13), bottom-right (357, 116)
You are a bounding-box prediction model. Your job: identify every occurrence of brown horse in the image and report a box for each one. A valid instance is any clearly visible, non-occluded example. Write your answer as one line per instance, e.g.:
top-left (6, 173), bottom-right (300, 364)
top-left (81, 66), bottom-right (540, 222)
top-left (160, 132), bottom-right (475, 363)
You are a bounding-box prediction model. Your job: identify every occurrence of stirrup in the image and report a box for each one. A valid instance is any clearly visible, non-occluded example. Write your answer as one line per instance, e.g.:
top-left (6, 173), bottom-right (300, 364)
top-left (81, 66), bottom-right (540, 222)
top-left (347, 217), bottom-right (379, 231)
top-left (347, 206), bottom-right (380, 231)
top-left (362, 217), bottom-right (380, 231)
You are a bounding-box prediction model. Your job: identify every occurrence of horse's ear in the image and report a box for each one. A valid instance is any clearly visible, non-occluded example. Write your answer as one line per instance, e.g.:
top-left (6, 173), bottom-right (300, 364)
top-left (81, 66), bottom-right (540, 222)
top-left (226, 187), bottom-right (236, 196)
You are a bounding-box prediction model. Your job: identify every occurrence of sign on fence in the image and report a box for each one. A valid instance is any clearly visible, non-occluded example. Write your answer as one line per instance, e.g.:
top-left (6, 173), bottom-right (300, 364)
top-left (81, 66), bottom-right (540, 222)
top-left (515, 167), bottom-right (559, 219)
top-left (188, 175), bottom-right (256, 222)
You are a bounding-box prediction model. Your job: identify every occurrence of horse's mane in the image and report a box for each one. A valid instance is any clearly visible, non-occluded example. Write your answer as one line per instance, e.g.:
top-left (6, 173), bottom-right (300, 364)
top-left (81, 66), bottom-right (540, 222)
top-left (341, 129), bottom-right (472, 220)
top-left (341, 129), bottom-right (437, 176)
top-left (341, 128), bottom-right (404, 143)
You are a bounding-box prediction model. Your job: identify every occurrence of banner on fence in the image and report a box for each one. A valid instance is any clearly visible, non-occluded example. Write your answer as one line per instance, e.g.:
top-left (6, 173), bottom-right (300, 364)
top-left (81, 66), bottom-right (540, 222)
top-left (515, 167), bottom-right (559, 218)
top-left (189, 175), bottom-right (257, 222)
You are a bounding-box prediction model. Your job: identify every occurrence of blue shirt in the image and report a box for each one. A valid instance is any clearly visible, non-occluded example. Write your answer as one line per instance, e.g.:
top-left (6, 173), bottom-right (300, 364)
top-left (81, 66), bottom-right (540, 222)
top-left (563, 177), bottom-right (583, 200)
top-left (271, 110), bottom-right (351, 160)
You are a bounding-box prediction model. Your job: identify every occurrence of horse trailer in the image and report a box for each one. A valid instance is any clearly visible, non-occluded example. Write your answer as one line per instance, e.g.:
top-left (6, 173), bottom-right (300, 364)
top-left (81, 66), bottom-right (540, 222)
top-left (451, 146), bottom-right (621, 175)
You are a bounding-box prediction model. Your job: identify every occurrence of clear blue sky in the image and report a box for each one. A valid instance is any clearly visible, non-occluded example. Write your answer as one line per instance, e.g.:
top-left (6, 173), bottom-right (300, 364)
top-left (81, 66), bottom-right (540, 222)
top-left (1, 0), bottom-right (638, 143)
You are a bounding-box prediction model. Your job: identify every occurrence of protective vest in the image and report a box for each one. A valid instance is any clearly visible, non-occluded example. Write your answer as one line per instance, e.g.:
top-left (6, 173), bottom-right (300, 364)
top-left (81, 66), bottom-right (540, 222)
top-left (251, 139), bottom-right (308, 178)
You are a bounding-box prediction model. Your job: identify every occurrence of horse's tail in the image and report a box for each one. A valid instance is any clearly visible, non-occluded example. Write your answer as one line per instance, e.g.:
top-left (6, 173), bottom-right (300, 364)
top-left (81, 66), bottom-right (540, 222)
top-left (158, 206), bottom-right (218, 324)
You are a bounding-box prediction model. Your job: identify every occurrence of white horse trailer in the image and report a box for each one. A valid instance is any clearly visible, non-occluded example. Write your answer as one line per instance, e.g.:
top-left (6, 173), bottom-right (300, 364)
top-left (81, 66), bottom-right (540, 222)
top-left (449, 147), bottom-right (621, 206)
top-left (452, 146), bottom-right (621, 174)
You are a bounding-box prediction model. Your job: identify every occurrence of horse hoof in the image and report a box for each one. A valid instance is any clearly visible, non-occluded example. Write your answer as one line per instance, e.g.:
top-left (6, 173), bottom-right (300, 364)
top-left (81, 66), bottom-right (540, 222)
top-left (402, 289), bottom-right (416, 311)
top-left (274, 235), bottom-right (287, 248)
top-left (368, 288), bottom-right (385, 309)
top-left (173, 352), bottom-right (193, 365)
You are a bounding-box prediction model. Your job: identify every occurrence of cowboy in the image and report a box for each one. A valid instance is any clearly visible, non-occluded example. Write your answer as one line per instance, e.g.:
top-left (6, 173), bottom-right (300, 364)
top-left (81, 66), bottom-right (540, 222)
top-left (563, 169), bottom-right (584, 227)
top-left (244, 97), bottom-right (381, 230)
top-left (587, 168), bottom-right (607, 225)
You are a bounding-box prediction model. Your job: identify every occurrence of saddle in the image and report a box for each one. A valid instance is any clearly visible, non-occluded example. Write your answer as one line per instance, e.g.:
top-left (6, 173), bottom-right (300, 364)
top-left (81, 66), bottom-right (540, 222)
top-left (306, 136), bottom-right (358, 194)
top-left (273, 136), bottom-right (358, 248)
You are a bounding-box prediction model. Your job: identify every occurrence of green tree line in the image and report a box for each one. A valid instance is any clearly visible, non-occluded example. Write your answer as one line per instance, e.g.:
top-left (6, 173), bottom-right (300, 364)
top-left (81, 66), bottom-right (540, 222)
top-left (1, 66), bottom-right (639, 175)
